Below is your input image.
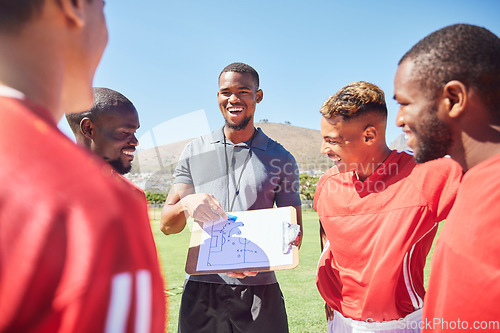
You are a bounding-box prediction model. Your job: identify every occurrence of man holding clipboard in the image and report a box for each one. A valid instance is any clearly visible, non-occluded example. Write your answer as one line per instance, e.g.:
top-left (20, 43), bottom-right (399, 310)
top-left (161, 62), bottom-right (302, 332)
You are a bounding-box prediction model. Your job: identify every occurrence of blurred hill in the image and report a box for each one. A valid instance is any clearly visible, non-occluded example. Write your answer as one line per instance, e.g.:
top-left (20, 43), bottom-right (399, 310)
top-left (388, 133), bottom-right (411, 152)
top-left (129, 122), bottom-right (331, 192)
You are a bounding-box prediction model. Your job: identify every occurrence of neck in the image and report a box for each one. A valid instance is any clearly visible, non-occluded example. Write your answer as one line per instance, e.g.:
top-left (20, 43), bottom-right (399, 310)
top-left (450, 102), bottom-right (500, 172)
top-left (0, 29), bottom-right (64, 123)
top-left (356, 145), bottom-right (392, 181)
top-left (223, 124), bottom-right (256, 144)
top-left (452, 124), bottom-right (500, 172)
top-left (74, 134), bottom-right (91, 148)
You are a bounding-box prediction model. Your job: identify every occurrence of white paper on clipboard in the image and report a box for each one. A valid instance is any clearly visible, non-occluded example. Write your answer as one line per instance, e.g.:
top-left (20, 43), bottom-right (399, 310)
top-left (185, 206), bottom-right (299, 274)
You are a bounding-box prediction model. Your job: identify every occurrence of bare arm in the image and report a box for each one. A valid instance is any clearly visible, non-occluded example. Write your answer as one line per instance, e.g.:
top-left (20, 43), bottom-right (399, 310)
top-left (319, 220), bottom-right (334, 321)
top-left (319, 220), bottom-right (327, 252)
top-left (160, 183), bottom-right (227, 235)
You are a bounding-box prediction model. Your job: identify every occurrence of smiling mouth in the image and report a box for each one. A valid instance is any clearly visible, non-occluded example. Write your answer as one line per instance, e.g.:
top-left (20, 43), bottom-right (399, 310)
top-left (227, 107), bottom-right (244, 115)
top-left (328, 154), bottom-right (341, 164)
top-left (122, 149), bottom-right (135, 160)
top-left (403, 130), bottom-right (415, 148)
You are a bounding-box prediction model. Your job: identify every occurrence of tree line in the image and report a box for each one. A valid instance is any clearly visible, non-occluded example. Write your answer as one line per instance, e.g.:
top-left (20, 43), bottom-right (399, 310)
top-left (144, 173), bottom-right (322, 205)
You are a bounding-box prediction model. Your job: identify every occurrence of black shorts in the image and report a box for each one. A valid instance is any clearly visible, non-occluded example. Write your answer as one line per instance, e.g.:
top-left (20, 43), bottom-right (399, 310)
top-left (178, 280), bottom-right (288, 333)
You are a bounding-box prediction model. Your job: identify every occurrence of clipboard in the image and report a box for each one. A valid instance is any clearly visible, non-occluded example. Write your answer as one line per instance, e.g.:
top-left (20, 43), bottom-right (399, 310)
top-left (185, 206), bottom-right (300, 275)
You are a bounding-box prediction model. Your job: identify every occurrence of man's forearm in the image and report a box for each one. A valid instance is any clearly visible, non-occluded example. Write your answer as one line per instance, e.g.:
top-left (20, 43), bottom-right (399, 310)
top-left (160, 202), bottom-right (187, 235)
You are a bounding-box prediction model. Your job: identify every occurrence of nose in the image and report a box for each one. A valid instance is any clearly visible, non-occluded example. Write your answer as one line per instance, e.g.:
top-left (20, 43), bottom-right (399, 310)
top-left (129, 134), bottom-right (139, 147)
top-left (320, 141), bottom-right (331, 155)
top-left (228, 93), bottom-right (240, 103)
top-left (395, 107), bottom-right (405, 128)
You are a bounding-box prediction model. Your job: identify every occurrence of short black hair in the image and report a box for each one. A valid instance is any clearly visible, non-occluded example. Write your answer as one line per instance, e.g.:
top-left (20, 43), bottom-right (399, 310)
top-left (399, 24), bottom-right (500, 115)
top-left (0, 0), bottom-right (45, 32)
top-left (219, 62), bottom-right (260, 89)
top-left (66, 87), bottom-right (135, 133)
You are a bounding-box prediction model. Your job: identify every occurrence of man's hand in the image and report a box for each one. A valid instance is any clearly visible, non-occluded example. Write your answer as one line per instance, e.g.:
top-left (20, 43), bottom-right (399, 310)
top-left (226, 271), bottom-right (258, 279)
top-left (181, 193), bottom-right (228, 222)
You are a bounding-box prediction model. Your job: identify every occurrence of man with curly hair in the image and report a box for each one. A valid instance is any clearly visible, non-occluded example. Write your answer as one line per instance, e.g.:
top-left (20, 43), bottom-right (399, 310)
top-left (314, 81), bottom-right (461, 333)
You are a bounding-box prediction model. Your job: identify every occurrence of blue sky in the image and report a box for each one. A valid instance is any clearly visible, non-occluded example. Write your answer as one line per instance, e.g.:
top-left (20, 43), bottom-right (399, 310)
top-left (59, 0), bottom-right (500, 149)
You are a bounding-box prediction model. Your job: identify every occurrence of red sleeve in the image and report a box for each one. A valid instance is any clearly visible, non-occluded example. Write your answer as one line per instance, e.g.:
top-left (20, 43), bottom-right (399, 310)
top-left (423, 156), bottom-right (500, 331)
top-left (313, 168), bottom-right (335, 212)
top-left (414, 157), bottom-right (463, 222)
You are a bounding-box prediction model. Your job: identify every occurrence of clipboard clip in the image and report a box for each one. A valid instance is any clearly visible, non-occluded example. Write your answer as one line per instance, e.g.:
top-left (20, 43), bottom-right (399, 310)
top-left (283, 221), bottom-right (301, 254)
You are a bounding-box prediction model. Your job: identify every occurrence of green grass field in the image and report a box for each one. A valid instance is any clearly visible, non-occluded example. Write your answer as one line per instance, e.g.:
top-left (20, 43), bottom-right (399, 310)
top-left (150, 208), bottom-right (440, 332)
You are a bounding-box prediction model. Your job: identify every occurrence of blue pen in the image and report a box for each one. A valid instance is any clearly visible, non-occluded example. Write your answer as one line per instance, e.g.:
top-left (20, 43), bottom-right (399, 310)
top-left (227, 214), bottom-right (237, 222)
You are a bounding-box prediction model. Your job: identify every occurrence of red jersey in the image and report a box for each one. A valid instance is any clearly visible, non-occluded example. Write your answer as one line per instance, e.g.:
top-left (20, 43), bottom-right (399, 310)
top-left (313, 151), bottom-right (462, 321)
top-left (422, 153), bottom-right (500, 333)
top-left (0, 97), bottom-right (166, 332)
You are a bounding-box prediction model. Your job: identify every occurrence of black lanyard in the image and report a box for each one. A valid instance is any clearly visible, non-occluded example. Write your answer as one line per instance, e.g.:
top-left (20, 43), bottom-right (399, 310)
top-left (223, 128), bottom-right (257, 212)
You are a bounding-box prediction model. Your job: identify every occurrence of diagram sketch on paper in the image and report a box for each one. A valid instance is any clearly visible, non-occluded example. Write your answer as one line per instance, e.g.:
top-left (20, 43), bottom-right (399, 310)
top-left (206, 219), bottom-right (268, 267)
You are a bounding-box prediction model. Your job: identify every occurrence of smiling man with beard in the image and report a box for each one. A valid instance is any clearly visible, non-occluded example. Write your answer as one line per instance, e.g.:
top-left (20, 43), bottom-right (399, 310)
top-left (394, 24), bottom-right (500, 332)
top-left (66, 87), bottom-right (140, 175)
top-left (160, 62), bottom-right (302, 332)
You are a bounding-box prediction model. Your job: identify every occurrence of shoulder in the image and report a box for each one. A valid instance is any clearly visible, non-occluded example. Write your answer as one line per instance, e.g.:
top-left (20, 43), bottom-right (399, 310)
top-left (386, 150), bottom-right (417, 170)
top-left (182, 129), bottom-right (220, 153)
top-left (387, 150), bottom-right (462, 180)
top-left (462, 153), bottom-right (500, 187)
top-left (412, 156), bottom-right (463, 179)
top-left (54, 148), bottom-right (140, 214)
top-left (2, 102), bottom-right (141, 217)
top-left (313, 167), bottom-right (341, 210)
top-left (320, 166), bottom-right (342, 182)
top-left (399, 156), bottom-right (462, 208)
top-left (117, 173), bottom-right (147, 201)
top-left (256, 128), bottom-right (295, 159)
top-left (315, 166), bottom-right (342, 194)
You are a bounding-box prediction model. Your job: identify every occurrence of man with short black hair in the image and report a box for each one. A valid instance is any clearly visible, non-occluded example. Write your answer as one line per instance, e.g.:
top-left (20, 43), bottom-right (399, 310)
top-left (66, 87), bottom-right (140, 175)
top-left (161, 62), bottom-right (302, 332)
top-left (394, 23), bottom-right (500, 332)
top-left (0, 1), bottom-right (166, 331)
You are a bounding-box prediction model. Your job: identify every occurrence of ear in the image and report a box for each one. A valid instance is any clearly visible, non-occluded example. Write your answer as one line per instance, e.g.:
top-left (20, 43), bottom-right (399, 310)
top-left (256, 89), bottom-right (263, 104)
top-left (363, 125), bottom-right (377, 145)
top-left (443, 80), bottom-right (467, 119)
top-left (80, 117), bottom-right (94, 140)
top-left (58, 0), bottom-right (85, 28)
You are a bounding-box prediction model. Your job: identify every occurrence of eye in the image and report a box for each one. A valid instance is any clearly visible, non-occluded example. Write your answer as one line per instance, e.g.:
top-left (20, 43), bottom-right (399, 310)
top-left (325, 139), bottom-right (339, 145)
top-left (238, 89), bottom-right (253, 96)
top-left (114, 131), bottom-right (132, 139)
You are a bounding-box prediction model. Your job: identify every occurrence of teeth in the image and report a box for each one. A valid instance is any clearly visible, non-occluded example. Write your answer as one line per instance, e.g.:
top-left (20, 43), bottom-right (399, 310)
top-left (123, 151), bottom-right (134, 156)
top-left (228, 108), bottom-right (243, 112)
top-left (329, 155), bottom-right (341, 163)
